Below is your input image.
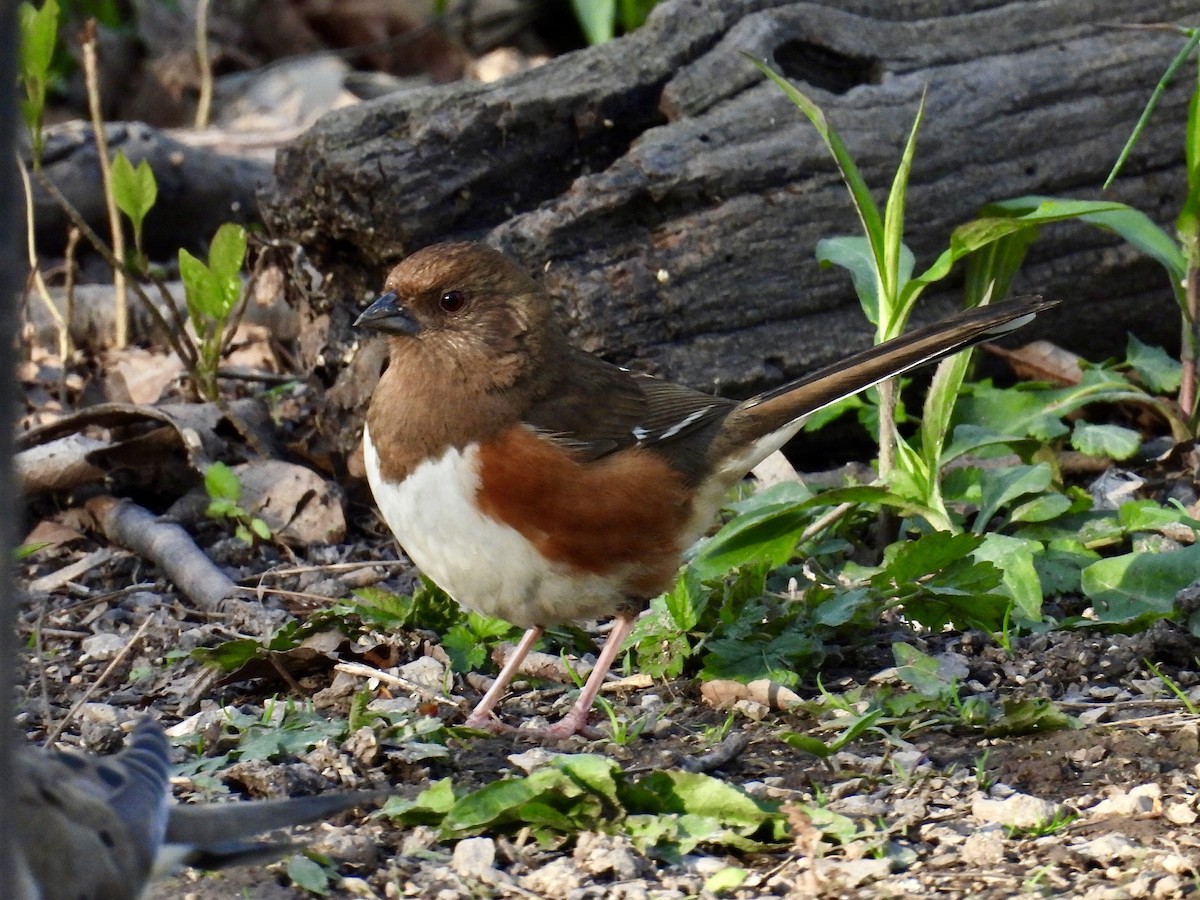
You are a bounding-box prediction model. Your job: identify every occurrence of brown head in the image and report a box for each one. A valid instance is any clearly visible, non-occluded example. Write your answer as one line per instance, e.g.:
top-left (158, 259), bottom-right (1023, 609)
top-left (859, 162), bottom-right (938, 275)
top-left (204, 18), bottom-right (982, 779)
top-left (356, 242), bottom-right (560, 392)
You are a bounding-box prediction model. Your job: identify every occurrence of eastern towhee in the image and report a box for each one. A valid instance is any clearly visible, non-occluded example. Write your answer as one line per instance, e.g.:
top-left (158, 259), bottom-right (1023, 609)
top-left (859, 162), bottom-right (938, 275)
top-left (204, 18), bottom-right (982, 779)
top-left (355, 242), bottom-right (1054, 739)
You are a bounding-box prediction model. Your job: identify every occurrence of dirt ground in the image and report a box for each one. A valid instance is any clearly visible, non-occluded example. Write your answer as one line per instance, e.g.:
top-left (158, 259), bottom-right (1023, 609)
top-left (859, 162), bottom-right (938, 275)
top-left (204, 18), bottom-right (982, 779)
top-left (16, 531), bottom-right (1200, 899)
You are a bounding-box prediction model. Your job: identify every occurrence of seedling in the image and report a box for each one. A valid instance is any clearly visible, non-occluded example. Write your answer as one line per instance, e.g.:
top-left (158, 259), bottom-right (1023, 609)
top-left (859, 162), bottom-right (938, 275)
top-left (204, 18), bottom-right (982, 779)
top-left (203, 461), bottom-right (271, 545)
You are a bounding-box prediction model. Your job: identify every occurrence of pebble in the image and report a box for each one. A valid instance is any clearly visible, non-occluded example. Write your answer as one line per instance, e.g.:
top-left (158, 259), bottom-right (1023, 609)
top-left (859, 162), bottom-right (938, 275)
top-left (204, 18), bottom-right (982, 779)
top-left (972, 791), bottom-right (1067, 828)
top-left (80, 632), bottom-right (126, 662)
top-left (1074, 833), bottom-right (1141, 864)
top-left (961, 828), bottom-right (1005, 866)
top-left (398, 656), bottom-right (447, 691)
top-left (452, 837), bottom-right (502, 882)
top-left (574, 832), bottom-right (640, 880)
top-left (520, 856), bottom-right (583, 897)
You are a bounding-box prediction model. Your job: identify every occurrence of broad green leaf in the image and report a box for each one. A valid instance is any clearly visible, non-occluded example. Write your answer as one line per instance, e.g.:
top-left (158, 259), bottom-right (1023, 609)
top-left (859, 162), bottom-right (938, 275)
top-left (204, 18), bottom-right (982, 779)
top-left (664, 565), bottom-right (706, 630)
top-left (972, 463), bottom-right (1053, 532)
top-left (111, 152), bottom-right (157, 228)
top-left (286, 855), bottom-right (331, 893)
top-left (690, 488), bottom-right (814, 580)
top-left (700, 630), bottom-right (819, 686)
top-left (1119, 499), bottom-right (1200, 534)
top-left (178, 248), bottom-right (217, 320)
top-left (1126, 334), bottom-right (1182, 393)
top-left (816, 236), bottom-right (882, 324)
top-left (704, 867), bottom-right (748, 895)
top-left (204, 461), bottom-right (241, 502)
top-left (381, 778), bottom-right (457, 825)
top-left (973, 533), bottom-right (1043, 623)
top-left (18, 1), bottom-right (57, 82)
top-left (1070, 422), bottom-right (1141, 460)
top-left (1007, 492), bottom-right (1073, 525)
top-left (892, 643), bottom-right (948, 698)
top-left (1080, 542), bottom-right (1200, 623)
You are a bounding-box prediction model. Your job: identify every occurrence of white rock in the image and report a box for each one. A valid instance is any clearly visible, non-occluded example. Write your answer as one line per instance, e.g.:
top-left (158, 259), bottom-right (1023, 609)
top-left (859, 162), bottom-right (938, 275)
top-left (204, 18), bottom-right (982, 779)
top-left (520, 856), bottom-right (582, 898)
top-left (972, 792), bottom-right (1067, 828)
top-left (961, 829), bottom-right (1005, 866)
top-left (398, 656), bottom-right (447, 691)
top-left (452, 837), bottom-right (498, 881)
top-left (80, 632), bottom-right (126, 662)
top-left (1074, 833), bottom-right (1141, 864)
top-left (1165, 803), bottom-right (1197, 825)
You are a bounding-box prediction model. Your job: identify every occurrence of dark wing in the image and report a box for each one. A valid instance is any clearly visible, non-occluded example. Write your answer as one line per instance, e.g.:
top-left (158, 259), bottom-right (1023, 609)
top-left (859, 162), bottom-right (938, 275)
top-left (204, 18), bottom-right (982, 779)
top-left (523, 348), bottom-right (736, 481)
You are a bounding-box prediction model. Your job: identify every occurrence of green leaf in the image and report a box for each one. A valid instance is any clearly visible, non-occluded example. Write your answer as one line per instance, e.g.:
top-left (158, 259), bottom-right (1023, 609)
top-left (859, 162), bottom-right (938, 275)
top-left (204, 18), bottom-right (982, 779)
top-left (690, 483), bottom-right (815, 580)
top-left (816, 236), bottom-right (884, 325)
top-left (972, 463), bottom-right (1054, 533)
top-left (571, 0), bottom-right (615, 43)
top-left (746, 56), bottom-right (884, 260)
top-left (18, 1), bottom-right (58, 83)
top-left (1070, 422), bottom-right (1141, 460)
top-left (892, 643), bottom-right (950, 698)
top-left (973, 533), bottom-right (1043, 623)
top-left (286, 855), bottom-right (331, 894)
top-left (880, 90), bottom-right (925, 332)
top-left (110, 151), bottom-right (157, 229)
top-left (208, 222), bottom-right (248, 284)
top-left (178, 248), bottom-right (217, 321)
top-left (704, 867), bottom-right (748, 895)
top-left (985, 698), bottom-right (1074, 736)
top-left (204, 461), bottom-right (241, 502)
top-left (700, 630), bottom-right (819, 686)
top-left (1080, 542), bottom-right (1200, 624)
top-left (250, 517), bottom-right (272, 540)
top-left (1126, 334), bottom-right (1182, 393)
top-left (1119, 499), bottom-right (1200, 534)
top-left (381, 778), bottom-right (457, 825)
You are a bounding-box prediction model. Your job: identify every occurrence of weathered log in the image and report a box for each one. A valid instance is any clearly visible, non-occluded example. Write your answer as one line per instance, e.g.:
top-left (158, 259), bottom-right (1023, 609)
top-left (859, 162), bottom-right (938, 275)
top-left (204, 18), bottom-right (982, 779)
top-left (261, 0), bottom-right (1195, 464)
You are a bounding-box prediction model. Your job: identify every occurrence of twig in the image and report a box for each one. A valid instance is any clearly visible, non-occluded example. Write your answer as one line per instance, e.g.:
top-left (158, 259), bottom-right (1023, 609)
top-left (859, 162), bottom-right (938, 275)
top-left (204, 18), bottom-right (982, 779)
top-left (31, 166), bottom-right (198, 369)
top-left (798, 502), bottom-right (857, 544)
top-left (334, 661), bottom-right (465, 709)
top-left (194, 0), bottom-right (213, 129)
top-left (27, 548), bottom-right (119, 594)
top-left (85, 495), bottom-right (238, 611)
top-left (80, 20), bottom-right (128, 348)
top-left (44, 612), bottom-right (156, 745)
top-left (16, 158), bottom-right (69, 377)
top-left (243, 560), bottom-right (404, 581)
top-left (678, 731), bottom-right (751, 773)
top-left (61, 225), bottom-right (81, 403)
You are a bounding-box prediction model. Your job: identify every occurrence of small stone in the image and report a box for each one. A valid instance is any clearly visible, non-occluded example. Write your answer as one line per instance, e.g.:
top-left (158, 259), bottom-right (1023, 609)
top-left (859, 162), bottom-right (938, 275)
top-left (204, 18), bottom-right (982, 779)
top-left (508, 748), bottom-right (556, 774)
top-left (520, 856), bottom-right (582, 898)
top-left (732, 699), bottom-right (768, 721)
top-left (972, 792), bottom-right (1067, 829)
top-left (80, 632), bottom-right (126, 662)
top-left (1165, 803), bottom-right (1197, 825)
top-left (452, 837), bottom-right (498, 881)
top-left (1160, 854), bottom-right (1196, 876)
top-left (398, 656), bottom-right (447, 691)
top-left (1075, 833), bottom-right (1141, 865)
top-left (574, 832), bottom-right (640, 880)
top-left (1154, 874), bottom-right (1183, 898)
top-left (961, 829), bottom-right (1005, 866)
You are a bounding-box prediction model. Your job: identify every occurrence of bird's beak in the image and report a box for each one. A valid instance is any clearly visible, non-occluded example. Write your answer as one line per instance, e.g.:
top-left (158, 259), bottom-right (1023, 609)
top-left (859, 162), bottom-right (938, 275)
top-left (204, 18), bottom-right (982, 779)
top-left (354, 291), bottom-right (422, 335)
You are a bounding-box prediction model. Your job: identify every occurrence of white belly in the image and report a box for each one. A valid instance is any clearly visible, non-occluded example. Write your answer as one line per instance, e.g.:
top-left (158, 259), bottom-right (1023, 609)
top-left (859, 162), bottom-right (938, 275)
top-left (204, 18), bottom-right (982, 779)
top-left (362, 425), bottom-right (627, 628)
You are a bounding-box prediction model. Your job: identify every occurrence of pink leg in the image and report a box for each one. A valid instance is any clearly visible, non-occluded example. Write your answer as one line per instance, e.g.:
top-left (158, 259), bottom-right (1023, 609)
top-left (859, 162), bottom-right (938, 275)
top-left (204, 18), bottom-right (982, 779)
top-left (464, 625), bottom-right (543, 731)
top-left (537, 612), bottom-right (638, 741)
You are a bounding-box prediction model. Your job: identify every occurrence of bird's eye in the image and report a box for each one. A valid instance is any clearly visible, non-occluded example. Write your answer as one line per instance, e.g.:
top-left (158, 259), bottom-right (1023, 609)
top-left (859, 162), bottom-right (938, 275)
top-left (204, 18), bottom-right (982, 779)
top-left (439, 290), bottom-right (467, 312)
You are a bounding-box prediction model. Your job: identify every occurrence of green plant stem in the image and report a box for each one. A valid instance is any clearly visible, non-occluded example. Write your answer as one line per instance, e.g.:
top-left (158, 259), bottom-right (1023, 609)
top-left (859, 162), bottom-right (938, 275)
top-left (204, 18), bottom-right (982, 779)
top-left (1184, 263), bottom-right (1198, 420)
top-left (80, 19), bottom-right (128, 349)
top-left (32, 164), bottom-right (200, 371)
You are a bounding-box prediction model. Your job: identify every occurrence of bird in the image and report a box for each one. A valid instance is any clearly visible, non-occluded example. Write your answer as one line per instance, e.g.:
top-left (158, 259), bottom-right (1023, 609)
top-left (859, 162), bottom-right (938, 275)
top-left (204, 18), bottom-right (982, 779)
top-left (15, 717), bottom-right (378, 900)
top-left (355, 241), bottom-right (1055, 739)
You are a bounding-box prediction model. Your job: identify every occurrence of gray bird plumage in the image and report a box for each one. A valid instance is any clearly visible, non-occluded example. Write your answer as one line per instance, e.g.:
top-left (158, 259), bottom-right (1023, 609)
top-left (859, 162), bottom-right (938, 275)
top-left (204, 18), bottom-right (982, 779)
top-left (14, 719), bottom-right (377, 900)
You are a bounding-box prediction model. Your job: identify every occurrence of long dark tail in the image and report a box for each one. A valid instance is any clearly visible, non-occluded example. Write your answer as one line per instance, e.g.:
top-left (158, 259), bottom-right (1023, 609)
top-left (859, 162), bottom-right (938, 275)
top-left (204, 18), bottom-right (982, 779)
top-left (709, 296), bottom-right (1056, 460)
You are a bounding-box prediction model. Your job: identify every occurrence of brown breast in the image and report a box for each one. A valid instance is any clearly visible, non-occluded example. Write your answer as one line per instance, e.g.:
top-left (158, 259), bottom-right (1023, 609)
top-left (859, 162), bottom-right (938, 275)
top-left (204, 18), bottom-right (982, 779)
top-left (475, 425), bottom-right (694, 599)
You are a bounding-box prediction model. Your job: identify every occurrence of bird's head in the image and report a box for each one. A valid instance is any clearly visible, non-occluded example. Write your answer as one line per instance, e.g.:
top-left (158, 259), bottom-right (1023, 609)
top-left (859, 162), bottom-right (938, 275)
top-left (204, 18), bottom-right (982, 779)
top-left (356, 242), bottom-right (558, 387)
